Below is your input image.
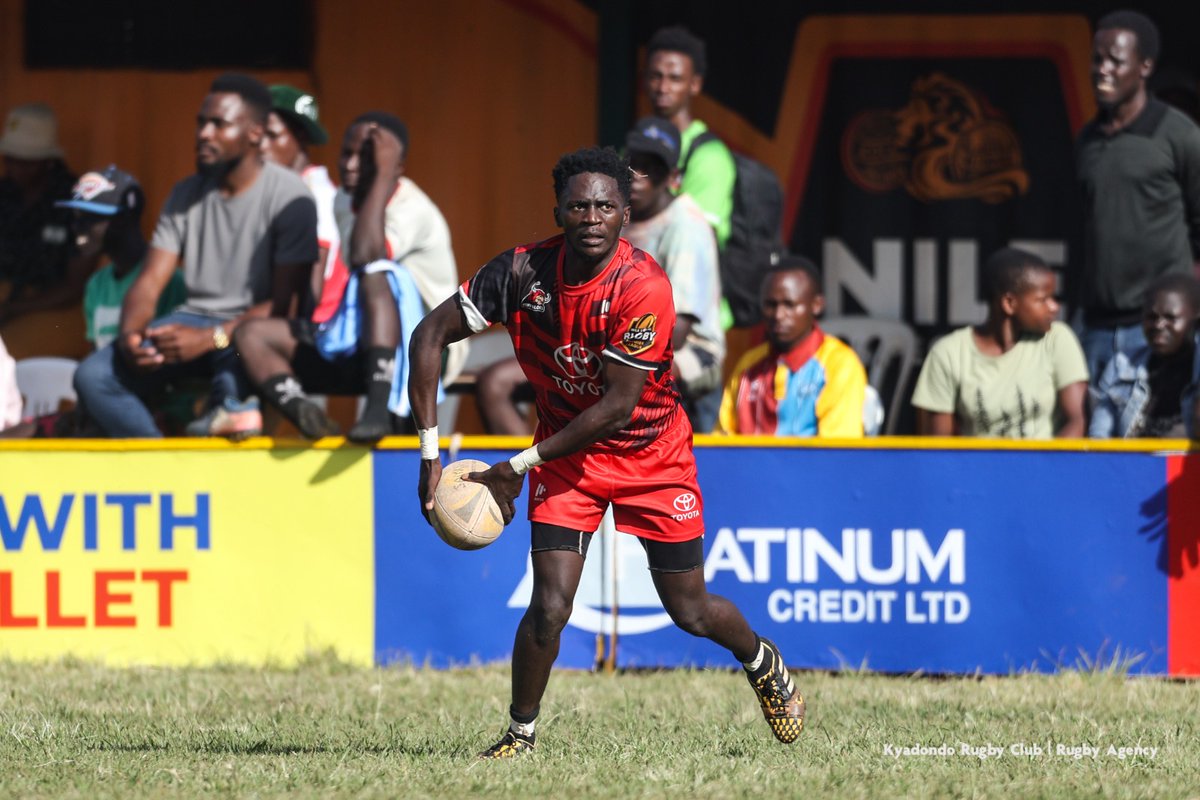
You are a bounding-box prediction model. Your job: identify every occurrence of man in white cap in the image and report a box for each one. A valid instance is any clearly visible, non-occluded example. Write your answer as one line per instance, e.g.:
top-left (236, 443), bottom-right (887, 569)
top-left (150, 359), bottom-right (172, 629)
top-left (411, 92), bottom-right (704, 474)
top-left (0, 103), bottom-right (80, 350)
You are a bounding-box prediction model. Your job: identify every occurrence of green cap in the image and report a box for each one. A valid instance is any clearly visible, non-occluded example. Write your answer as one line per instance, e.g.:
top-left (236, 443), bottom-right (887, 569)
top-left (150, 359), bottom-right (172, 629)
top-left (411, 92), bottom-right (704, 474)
top-left (268, 84), bottom-right (328, 146)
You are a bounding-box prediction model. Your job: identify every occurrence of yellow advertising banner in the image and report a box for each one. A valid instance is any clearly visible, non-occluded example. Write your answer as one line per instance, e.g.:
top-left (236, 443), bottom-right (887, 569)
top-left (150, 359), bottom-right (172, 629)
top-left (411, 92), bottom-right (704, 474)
top-left (0, 445), bottom-right (374, 666)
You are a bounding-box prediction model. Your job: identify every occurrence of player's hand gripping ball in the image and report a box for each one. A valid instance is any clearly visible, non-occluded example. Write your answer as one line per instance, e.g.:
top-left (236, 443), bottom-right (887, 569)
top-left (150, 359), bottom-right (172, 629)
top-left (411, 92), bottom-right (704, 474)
top-left (431, 459), bottom-right (506, 550)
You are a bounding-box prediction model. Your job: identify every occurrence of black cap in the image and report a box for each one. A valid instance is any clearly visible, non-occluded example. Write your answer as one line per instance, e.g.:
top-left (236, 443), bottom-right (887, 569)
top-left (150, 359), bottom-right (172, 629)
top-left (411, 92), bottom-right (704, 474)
top-left (625, 116), bottom-right (681, 169)
top-left (55, 165), bottom-right (143, 216)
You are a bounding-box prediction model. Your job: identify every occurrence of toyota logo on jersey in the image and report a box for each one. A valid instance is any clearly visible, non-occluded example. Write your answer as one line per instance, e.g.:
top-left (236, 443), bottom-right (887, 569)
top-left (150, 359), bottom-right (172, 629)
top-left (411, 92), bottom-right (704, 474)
top-left (553, 343), bottom-right (601, 379)
top-left (672, 493), bottom-right (700, 521)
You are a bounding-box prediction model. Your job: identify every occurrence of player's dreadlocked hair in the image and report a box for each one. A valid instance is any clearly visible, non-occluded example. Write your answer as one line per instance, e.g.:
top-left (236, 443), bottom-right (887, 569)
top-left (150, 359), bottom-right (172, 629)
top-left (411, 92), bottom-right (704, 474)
top-left (982, 247), bottom-right (1050, 301)
top-left (1097, 10), bottom-right (1160, 63)
top-left (552, 146), bottom-right (631, 205)
top-left (646, 25), bottom-right (708, 77)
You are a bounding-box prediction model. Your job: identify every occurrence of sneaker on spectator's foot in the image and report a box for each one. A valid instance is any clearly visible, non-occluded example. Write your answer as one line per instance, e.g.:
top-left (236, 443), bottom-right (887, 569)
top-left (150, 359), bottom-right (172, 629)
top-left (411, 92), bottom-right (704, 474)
top-left (291, 400), bottom-right (340, 439)
top-left (185, 397), bottom-right (263, 440)
top-left (745, 637), bottom-right (806, 743)
top-left (478, 729), bottom-right (536, 759)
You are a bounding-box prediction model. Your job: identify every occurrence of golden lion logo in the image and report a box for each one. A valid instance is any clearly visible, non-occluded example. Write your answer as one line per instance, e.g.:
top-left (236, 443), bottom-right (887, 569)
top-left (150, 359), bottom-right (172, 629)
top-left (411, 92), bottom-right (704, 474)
top-left (620, 314), bottom-right (657, 356)
top-left (842, 73), bottom-right (1029, 204)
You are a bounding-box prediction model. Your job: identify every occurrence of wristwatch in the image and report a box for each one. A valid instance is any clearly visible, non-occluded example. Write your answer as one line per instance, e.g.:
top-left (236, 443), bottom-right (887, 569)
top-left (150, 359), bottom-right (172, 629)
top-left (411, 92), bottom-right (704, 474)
top-left (211, 325), bottom-right (230, 350)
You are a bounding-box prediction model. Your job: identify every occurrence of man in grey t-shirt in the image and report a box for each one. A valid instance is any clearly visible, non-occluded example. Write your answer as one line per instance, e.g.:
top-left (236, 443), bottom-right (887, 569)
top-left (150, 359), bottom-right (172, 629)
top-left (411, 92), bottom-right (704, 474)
top-left (74, 73), bottom-right (317, 438)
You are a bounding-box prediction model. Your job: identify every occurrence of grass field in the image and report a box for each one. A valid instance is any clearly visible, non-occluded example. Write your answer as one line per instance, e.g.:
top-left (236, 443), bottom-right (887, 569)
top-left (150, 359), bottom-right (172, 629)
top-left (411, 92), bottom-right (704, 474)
top-left (1, 657), bottom-right (1197, 799)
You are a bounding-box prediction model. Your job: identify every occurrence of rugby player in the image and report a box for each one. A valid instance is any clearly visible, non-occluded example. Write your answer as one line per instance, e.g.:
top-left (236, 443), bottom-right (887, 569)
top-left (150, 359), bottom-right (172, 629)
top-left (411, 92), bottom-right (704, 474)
top-left (408, 146), bottom-right (805, 758)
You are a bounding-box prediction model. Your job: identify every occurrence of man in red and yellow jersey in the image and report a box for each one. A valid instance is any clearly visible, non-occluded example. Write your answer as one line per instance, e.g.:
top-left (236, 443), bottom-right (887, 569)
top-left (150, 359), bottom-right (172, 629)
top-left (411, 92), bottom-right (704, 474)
top-left (719, 256), bottom-right (867, 437)
top-left (409, 147), bottom-right (804, 758)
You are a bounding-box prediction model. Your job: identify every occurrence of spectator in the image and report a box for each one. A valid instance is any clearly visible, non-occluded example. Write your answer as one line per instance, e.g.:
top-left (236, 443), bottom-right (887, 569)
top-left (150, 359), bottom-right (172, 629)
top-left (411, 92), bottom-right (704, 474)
top-left (0, 103), bottom-right (84, 356)
top-left (262, 84), bottom-right (342, 322)
top-left (1090, 274), bottom-right (1200, 438)
top-left (55, 166), bottom-right (186, 351)
top-left (717, 256), bottom-right (866, 437)
top-left (624, 115), bottom-right (724, 432)
top-left (644, 26), bottom-right (735, 249)
top-left (235, 113), bottom-right (448, 441)
top-left (62, 166), bottom-right (188, 434)
top-left (0, 332), bottom-right (21, 433)
top-left (1077, 10), bottom-right (1200, 386)
top-left (913, 247), bottom-right (1088, 439)
top-left (73, 73), bottom-right (318, 439)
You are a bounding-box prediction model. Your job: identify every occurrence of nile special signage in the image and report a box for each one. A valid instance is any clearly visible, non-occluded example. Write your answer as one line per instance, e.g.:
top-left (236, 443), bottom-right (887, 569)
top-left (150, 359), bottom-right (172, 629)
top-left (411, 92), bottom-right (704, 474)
top-left (685, 15), bottom-right (1095, 339)
top-left (795, 55), bottom-right (1080, 336)
top-left (842, 73), bottom-right (1029, 205)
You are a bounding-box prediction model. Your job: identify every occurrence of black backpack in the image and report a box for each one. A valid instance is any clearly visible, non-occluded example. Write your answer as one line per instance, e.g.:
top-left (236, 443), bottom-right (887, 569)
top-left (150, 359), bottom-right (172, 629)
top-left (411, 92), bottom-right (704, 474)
top-left (683, 131), bottom-right (786, 328)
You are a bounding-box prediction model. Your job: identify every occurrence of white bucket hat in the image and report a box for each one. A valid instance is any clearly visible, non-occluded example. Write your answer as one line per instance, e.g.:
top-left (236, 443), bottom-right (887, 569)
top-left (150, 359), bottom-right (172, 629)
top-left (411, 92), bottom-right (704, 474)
top-left (0, 103), bottom-right (64, 160)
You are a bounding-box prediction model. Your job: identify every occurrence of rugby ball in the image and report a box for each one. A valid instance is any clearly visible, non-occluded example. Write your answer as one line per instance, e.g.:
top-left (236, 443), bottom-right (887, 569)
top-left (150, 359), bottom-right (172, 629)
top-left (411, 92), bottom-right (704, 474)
top-left (431, 459), bottom-right (506, 550)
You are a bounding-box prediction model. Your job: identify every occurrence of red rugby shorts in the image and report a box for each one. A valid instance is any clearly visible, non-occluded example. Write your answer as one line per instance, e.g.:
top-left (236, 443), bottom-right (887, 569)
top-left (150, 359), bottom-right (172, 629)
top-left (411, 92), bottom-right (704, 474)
top-left (526, 418), bottom-right (704, 542)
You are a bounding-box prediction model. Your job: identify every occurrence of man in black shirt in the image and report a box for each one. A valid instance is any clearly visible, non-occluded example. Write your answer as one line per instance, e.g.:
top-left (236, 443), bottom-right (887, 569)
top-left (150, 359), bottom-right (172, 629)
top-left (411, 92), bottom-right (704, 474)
top-left (1077, 10), bottom-right (1200, 388)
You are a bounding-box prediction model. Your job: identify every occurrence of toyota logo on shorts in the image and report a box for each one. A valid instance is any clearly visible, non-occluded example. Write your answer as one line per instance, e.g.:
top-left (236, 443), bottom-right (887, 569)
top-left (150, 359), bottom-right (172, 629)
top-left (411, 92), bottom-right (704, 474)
top-left (554, 343), bottom-right (601, 379)
top-left (673, 493), bottom-right (697, 512)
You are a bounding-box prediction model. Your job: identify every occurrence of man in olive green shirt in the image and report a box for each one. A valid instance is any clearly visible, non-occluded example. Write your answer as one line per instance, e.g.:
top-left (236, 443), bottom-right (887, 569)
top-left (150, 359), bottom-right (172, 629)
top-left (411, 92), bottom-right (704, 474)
top-left (913, 248), bottom-right (1089, 439)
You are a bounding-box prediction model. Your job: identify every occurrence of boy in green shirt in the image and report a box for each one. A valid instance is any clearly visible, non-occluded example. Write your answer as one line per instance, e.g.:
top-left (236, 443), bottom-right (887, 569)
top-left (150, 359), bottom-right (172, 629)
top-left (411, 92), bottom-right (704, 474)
top-left (912, 247), bottom-right (1089, 439)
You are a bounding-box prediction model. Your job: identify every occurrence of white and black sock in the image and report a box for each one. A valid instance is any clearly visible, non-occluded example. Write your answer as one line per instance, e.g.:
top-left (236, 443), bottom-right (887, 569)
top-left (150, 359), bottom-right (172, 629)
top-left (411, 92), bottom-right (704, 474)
top-left (509, 704), bottom-right (538, 739)
top-left (742, 636), bottom-right (767, 674)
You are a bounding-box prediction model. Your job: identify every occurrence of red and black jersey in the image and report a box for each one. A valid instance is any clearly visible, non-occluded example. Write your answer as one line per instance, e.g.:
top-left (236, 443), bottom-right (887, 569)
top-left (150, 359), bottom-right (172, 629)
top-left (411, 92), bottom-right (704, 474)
top-left (458, 235), bottom-right (684, 451)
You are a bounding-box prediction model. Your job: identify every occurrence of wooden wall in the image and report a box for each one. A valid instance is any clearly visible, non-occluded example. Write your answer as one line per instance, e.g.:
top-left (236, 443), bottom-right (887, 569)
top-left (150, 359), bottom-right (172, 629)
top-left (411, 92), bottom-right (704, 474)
top-left (0, 0), bottom-right (598, 280)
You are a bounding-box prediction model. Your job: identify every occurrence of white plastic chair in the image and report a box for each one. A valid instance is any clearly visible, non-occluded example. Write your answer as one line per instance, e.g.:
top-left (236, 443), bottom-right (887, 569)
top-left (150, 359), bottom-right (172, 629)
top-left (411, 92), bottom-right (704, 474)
top-left (821, 317), bottom-right (917, 436)
top-left (862, 384), bottom-right (885, 436)
top-left (14, 357), bottom-right (79, 417)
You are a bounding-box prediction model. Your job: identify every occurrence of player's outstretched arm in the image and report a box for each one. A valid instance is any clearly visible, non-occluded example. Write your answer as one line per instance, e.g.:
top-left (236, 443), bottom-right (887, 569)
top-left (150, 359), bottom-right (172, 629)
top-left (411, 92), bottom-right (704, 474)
top-left (409, 295), bottom-right (473, 520)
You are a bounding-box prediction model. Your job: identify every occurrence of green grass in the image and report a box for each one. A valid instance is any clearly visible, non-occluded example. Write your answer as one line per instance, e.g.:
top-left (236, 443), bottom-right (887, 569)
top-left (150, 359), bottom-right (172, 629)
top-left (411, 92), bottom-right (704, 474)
top-left (1, 656), bottom-right (1197, 799)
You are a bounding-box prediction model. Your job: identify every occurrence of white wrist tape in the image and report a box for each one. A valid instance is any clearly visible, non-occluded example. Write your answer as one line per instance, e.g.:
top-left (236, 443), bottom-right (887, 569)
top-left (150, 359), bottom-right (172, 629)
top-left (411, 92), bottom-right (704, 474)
top-left (418, 427), bottom-right (439, 460)
top-left (508, 446), bottom-right (544, 476)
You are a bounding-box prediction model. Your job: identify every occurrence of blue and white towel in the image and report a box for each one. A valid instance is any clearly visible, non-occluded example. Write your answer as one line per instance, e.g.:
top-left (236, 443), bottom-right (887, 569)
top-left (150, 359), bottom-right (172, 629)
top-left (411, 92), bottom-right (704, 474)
top-left (315, 259), bottom-right (443, 416)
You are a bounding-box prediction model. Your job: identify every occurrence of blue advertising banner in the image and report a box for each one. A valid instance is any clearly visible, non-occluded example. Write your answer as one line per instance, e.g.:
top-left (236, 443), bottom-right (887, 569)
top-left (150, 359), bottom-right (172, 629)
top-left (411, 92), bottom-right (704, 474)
top-left (373, 448), bottom-right (605, 670)
top-left (373, 445), bottom-right (1169, 675)
top-left (624, 447), bottom-right (1167, 674)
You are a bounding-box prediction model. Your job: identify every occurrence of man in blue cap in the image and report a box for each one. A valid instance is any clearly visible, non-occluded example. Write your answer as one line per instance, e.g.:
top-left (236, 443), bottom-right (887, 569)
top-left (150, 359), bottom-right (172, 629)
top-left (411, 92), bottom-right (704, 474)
top-left (623, 115), bottom-right (725, 432)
